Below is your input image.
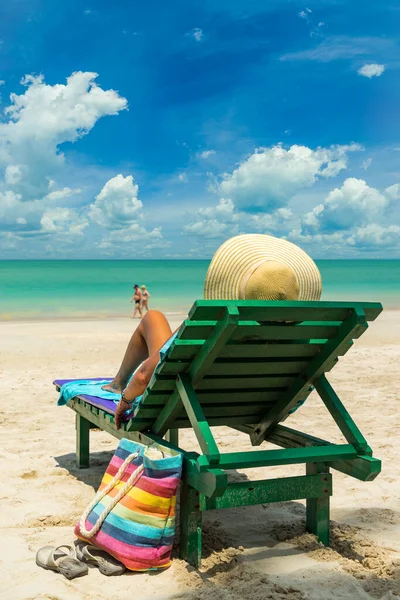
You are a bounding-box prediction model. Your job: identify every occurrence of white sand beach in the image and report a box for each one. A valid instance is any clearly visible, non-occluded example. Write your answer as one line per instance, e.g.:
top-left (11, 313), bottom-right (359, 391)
top-left (0, 312), bottom-right (399, 600)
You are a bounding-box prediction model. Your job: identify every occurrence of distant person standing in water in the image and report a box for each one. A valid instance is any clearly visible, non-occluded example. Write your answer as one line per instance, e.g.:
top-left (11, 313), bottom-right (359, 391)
top-left (141, 285), bottom-right (151, 313)
top-left (130, 284), bottom-right (143, 318)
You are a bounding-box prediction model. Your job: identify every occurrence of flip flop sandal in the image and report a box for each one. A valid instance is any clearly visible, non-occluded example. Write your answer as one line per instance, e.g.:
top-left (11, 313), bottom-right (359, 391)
top-left (75, 543), bottom-right (126, 576)
top-left (36, 544), bottom-right (88, 580)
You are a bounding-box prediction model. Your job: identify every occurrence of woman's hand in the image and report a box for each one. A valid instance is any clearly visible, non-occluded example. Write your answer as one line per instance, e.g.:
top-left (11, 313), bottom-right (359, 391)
top-left (115, 398), bottom-right (133, 430)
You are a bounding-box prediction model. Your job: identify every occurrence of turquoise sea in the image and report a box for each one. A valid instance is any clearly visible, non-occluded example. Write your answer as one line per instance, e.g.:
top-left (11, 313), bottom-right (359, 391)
top-left (0, 260), bottom-right (399, 320)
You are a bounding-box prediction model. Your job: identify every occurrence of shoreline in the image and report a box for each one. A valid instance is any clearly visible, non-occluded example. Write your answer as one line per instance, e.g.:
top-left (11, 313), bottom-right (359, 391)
top-left (0, 305), bottom-right (399, 325)
top-left (0, 311), bottom-right (189, 324)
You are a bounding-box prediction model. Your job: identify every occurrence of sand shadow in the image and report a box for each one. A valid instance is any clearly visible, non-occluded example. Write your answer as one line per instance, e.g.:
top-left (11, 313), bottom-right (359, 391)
top-left (54, 450), bottom-right (114, 489)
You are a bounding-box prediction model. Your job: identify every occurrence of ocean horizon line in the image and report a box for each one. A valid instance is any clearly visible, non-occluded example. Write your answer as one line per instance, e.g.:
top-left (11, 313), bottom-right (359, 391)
top-left (1, 258), bottom-right (400, 262)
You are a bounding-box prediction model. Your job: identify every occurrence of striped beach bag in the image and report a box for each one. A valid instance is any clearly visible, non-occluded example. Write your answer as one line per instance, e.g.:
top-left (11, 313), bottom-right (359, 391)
top-left (75, 438), bottom-right (183, 571)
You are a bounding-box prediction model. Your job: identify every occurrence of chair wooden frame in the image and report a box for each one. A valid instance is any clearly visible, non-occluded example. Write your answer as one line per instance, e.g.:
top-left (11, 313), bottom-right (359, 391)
top-left (55, 300), bottom-right (382, 567)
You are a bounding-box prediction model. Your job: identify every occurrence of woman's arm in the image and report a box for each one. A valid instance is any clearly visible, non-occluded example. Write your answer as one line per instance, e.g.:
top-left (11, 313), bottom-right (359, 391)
top-left (114, 352), bottom-right (159, 429)
top-left (114, 326), bottom-right (181, 429)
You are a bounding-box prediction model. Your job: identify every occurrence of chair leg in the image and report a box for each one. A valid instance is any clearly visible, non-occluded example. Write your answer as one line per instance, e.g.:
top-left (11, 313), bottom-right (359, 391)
top-left (179, 480), bottom-right (202, 567)
top-left (76, 413), bottom-right (90, 469)
top-left (166, 429), bottom-right (179, 446)
top-left (306, 462), bottom-right (330, 545)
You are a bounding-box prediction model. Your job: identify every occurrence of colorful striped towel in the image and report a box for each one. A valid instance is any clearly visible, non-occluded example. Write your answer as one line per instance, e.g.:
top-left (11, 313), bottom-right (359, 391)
top-left (75, 438), bottom-right (183, 571)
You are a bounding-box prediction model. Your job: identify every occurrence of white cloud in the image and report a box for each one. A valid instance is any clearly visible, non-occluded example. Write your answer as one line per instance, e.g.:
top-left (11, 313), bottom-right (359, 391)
top-left (198, 149), bottom-right (216, 159)
top-left (348, 224), bottom-right (400, 248)
top-left (357, 63), bottom-right (385, 78)
top-left (283, 172), bottom-right (400, 254)
top-left (219, 143), bottom-right (361, 212)
top-left (88, 174), bottom-right (143, 229)
top-left (302, 178), bottom-right (389, 233)
top-left (0, 177), bottom-right (82, 232)
top-left (0, 190), bottom-right (87, 239)
top-left (183, 198), bottom-right (239, 239)
top-left (0, 71), bottom-right (127, 240)
top-left (281, 36), bottom-right (394, 63)
top-left (97, 224), bottom-right (169, 254)
top-left (99, 223), bottom-right (162, 244)
top-left (5, 165), bottom-right (22, 185)
top-left (0, 231), bottom-right (18, 251)
top-left (0, 190), bottom-right (40, 232)
top-left (45, 186), bottom-right (82, 201)
top-left (251, 208), bottom-right (293, 232)
top-left (287, 229), bottom-right (348, 253)
top-left (299, 8), bottom-right (312, 18)
top-left (183, 219), bottom-right (235, 239)
top-left (40, 207), bottom-right (88, 237)
top-left (385, 183), bottom-right (400, 201)
top-left (361, 158), bottom-right (372, 170)
top-left (297, 8), bottom-right (323, 38)
top-left (196, 197), bottom-right (236, 220)
top-left (188, 28), bottom-right (204, 42)
top-left (4, 72), bottom-right (126, 148)
top-left (276, 207), bottom-right (293, 219)
top-left (183, 198), bottom-right (295, 240)
top-left (301, 203), bottom-right (324, 232)
top-left (178, 173), bottom-right (188, 183)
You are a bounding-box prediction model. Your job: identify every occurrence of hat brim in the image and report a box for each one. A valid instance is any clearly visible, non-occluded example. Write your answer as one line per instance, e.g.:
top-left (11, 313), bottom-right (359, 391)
top-left (204, 234), bottom-right (322, 301)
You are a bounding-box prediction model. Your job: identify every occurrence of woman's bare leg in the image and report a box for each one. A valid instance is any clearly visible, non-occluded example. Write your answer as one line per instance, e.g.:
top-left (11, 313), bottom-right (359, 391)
top-left (102, 310), bottom-right (172, 393)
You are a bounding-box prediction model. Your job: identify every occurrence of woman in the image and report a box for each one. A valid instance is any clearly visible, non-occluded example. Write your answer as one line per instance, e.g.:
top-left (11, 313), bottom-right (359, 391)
top-left (103, 233), bottom-right (322, 429)
top-left (141, 285), bottom-right (151, 312)
top-left (129, 284), bottom-right (143, 319)
top-left (102, 310), bottom-right (177, 428)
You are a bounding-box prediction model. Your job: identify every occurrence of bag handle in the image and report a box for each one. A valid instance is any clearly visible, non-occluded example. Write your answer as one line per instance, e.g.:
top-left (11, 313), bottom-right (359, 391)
top-left (79, 451), bottom-right (144, 538)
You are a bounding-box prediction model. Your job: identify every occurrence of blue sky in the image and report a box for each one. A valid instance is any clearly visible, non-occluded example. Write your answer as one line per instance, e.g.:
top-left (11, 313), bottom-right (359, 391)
top-left (0, 0), bottom-right (399, 259)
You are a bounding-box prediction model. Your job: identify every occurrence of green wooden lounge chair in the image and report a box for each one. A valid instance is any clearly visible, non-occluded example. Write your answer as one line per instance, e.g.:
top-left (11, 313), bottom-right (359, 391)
top-left (55, 300), bottom-right (382, 567)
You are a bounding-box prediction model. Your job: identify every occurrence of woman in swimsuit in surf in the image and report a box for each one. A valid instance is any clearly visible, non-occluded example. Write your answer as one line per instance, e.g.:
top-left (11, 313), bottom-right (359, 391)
top-left (141, 285), bottom-right (151, 312)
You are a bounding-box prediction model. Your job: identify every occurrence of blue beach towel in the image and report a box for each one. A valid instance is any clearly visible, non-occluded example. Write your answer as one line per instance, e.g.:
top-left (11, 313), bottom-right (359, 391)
top-left (57, 379), bottom-right (120, 406)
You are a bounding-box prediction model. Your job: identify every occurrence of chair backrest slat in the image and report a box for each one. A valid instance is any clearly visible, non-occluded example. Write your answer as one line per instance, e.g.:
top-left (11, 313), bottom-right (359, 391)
top-left (138, 402), bottom-right (275, 418)
top-left (179, 321), bottom-right (341, 341)
top-left (188, 300), bottom-right (382, 322)
top-left (169, 339), bottom-right (324, 361)
top-left (148, 374), bottom-right (296, 392)
top-left (156, 359), bottom-right (309, 376)
top-left (144, 389), bottom-right (284, 405)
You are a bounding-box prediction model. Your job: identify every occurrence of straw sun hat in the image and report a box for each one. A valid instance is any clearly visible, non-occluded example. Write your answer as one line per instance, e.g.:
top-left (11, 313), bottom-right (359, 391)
top-left (204, 234), bottom-right (322, 301)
